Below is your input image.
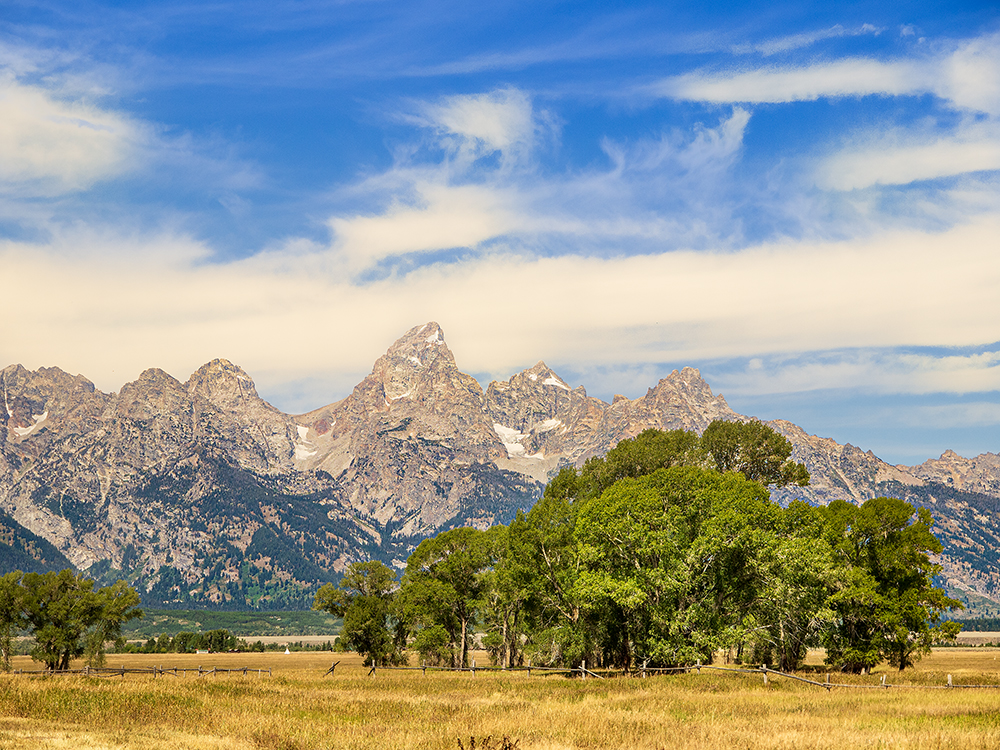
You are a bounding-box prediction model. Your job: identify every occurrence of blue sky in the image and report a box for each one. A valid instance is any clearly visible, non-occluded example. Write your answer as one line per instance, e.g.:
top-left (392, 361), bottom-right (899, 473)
top-left (1, 0), bottom-right (998, 464)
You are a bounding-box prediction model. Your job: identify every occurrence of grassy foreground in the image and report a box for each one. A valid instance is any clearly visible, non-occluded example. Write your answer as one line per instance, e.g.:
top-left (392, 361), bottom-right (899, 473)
top-left (3, 650), bottom-right (1000, 749)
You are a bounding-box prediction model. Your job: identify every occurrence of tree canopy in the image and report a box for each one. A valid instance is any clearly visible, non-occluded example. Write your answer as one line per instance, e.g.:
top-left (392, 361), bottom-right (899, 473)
top-left (315, 425), bottom-right (958, 674)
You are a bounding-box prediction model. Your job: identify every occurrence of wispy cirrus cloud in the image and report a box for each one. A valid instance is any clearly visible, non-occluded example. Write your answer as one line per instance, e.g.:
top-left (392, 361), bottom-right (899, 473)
top-left (731, 23), bottom-right (884, 56)
top-left (715, 348), bottom-right (1000, 399)
top-left (323, 90), bottom-right (754, 272)
top-left (407, 87), bottom-right (546, 168)
top-left (0, 76), bottom-right (145, 195)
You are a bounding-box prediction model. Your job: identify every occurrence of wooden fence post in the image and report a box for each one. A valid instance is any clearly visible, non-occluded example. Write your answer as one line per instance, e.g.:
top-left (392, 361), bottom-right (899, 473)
top-left (696, 659), bottom-right (701, 675)
top-left (762, 667), bottom-right (768, 686)
top-left (948, 674), bottom-right (953, 688)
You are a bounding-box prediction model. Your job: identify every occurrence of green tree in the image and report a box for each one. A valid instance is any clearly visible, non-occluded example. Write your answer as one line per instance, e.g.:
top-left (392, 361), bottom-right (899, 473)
top-left (21, 570), bottom-right (102, 671)
top-left (701, 419), bottom-right (809, 487)
top-left (313, 561), bottom-right (402, 667)
top-left (513, 425), bottom-right (808, 671)
top-left (746, 502), bottom-right (834, 671)
top-left (0, 571), bottom-right (24, 671)
top-left (821, 497), bottom-right (962, 672)
top-left (479, 524), bottom-right (527, 668)
top-left (509, 484), bottom-right (597, 669)
top-left (19, 570), bottom-right (142, 671)
top-left (411, 624), bottom-right (452, 666)
top-left (399, 528), bottom-right (492, 668)
top-left (86, 579), bottom-right (142, 667)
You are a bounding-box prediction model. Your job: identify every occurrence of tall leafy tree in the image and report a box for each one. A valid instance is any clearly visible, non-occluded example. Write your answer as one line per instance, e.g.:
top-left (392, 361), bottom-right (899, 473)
top-left (0, 571), bottom-right (24, 671)
top-left (86, 579), bottom-right (143, 667)
top-left (18, 570), bottom-right (142, 671)
top-left (577, 428), bottom-right (703, 500)
top-left (821, 497), bottom-right (962, 672)
top-left (480, 524), bottom-right (528, 669)
top-left (747, 501), bottom-right (834, 671)
top-left (510, 483), bottom-right (598, 669)
top-left (399, 528), bottom-right (492, 668)
top-left (21, 570), bottom-right (103, 671)
top-left (313, 560), bottom-right (403, 667)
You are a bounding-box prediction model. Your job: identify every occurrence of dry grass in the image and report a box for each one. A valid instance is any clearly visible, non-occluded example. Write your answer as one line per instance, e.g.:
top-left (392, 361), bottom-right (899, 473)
top-left (3, 649), bottom-right (1000, 749)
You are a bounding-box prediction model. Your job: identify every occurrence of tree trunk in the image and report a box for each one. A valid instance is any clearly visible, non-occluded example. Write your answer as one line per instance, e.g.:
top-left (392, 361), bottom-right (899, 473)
top-left (460, 617), bottom-right (468, 668)
top-left (501, 611), bottom-right (509, 669)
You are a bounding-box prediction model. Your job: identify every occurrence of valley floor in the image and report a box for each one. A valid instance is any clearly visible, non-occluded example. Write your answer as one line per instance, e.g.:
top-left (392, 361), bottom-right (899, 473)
top-left (3, 649), bottom-right (1000, 749)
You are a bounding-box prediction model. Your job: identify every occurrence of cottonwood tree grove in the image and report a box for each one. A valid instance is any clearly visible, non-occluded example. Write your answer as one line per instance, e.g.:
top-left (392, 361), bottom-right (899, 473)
top-left (315, 419), bottom-right (961, 672)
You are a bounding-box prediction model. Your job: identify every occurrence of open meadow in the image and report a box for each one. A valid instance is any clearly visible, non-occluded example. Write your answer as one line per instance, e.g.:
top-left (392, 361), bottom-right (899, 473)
top-left (3, 650), bottom-right (1000, 750)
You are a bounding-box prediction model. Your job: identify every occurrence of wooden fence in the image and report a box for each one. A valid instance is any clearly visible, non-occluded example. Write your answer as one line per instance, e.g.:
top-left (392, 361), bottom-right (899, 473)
top-left (10, 665), bottom-right (271, 678)
top-left (360, 660), bottom-right (1000, 691)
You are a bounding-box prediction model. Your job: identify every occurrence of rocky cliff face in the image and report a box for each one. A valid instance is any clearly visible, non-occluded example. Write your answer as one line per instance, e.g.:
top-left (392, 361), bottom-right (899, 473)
top-left (2, 323), bottom-right (999, 611)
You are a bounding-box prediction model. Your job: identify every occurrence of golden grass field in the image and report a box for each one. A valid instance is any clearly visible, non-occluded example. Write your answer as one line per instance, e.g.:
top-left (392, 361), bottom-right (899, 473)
top-left (3, 648), bottom-right (1000, 750)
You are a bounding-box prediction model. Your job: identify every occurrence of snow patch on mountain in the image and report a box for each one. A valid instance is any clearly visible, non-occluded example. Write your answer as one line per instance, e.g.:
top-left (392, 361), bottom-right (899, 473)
top-left (12, 411), bottom-right (48, 437)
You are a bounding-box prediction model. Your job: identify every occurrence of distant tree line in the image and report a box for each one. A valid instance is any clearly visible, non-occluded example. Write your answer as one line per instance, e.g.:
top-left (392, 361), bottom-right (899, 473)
top-left (123, 630), bottom-right (336, 653)
top-left (949, 618), bottom-right (1000, 632)
top-left (0, 569), bottom-right (142, 671)
top-left (316, 420), bottom-right (962, 673)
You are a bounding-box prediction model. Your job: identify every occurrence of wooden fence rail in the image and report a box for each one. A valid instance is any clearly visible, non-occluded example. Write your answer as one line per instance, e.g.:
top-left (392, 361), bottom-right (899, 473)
top-left (9, 665), bottom-right (272, 678)
top-left (362, 661), bottom-right (1000, 691)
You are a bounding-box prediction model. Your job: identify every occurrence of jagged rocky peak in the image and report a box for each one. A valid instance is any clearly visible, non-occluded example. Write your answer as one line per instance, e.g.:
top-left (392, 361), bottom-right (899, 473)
top-left (623, 366), bottom-right (736, 430)
top-left (905, 450), bottom-right (1000, 496)
top-left (361, 321), bottom-right (484, 409)
top-left (486, 360), bottom-right (589, 430)
top-left (652, 367), bottom-right (726, 403)
top-left (1, 363), bottom-right (107, 440)
top-left (115, 367), bottom-right (191, 420)
top-left (512, 361), bottom-right (574, 390)
top-left (186, 358), bottom-right (265, 412)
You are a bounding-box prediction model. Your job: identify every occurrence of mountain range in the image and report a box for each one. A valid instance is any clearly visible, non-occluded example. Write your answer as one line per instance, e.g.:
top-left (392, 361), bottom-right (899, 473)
top-left (3, 322), bottom-right (999, 612)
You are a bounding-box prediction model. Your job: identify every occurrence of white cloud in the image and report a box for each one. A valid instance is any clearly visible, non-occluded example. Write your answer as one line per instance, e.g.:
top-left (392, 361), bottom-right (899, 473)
top-left (328, 179), bottom-right (524, 268)
top-left (607, 108), bottom-right (750, 176)
top-left (415, 88), bottom-right (543, 168)
top-left (656, 32), bottom-right (1000, 116)
top-left (655, 58), bottom-right (928, 105)
top-left (325, 104), bottom-right (753, 272)
top-left (717, 350), bottom-right (1000, 398)
top-left (0, 77), bottom-right (144, 195)
top-left (818, 121), bottom-right (1000, 190)
top-left (424, 89), bottom-right (535, 159)
top-left (939, 33), bottom-right (1000, 116)
top-left (3, 214), bottom-right (999, 404)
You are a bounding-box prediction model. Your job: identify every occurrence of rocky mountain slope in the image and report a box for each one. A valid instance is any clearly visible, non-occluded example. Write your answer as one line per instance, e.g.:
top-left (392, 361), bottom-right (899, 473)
top-left (2, 322), bottom-right (999, 610)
